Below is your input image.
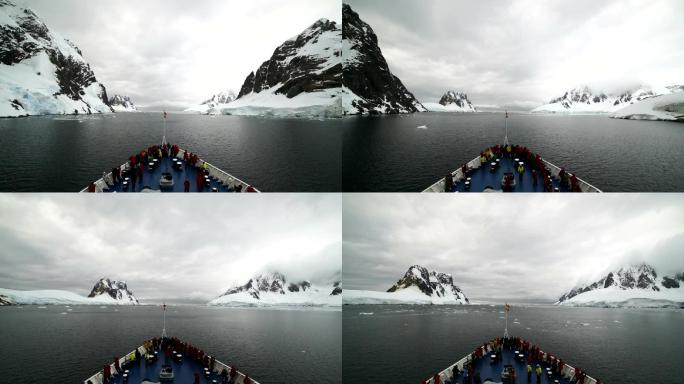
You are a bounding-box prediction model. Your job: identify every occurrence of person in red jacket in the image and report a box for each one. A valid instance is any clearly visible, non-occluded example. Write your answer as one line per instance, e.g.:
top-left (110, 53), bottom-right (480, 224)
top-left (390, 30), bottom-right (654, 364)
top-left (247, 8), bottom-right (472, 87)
top-left (433, 373), bottom-right (441, 384)
top-left (196, 172), bottom-right (203, 192)
top-left (87, 182), bottom-right (96, 192)
top-left (244, 375), bottom-right (252, 384)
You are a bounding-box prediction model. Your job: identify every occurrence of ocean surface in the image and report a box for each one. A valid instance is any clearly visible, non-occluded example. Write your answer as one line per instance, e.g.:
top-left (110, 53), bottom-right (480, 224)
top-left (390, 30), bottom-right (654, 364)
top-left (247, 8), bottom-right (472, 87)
top-left (342, 113), bottom-right (684, 191)
top-left (342, 304), bottom-right (684, 384)
top-left (0, 305), bottom-right (341, 384)
top-left (0, 113), bottom-right (342, 192)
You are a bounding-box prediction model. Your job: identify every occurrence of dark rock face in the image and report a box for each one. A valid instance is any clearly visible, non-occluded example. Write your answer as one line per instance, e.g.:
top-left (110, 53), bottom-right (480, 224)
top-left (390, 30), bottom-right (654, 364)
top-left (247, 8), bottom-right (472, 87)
top-left (49, 50), bottom-right (97, 101)
top-left (0, 295), bottom-right (14, 306)
top-left (219, 272), bottom-right (338, 300)
top-left (88, 278), bottom-right (139, 304)
top-left (236, 19), bottom-right (341, 100)
top-left (330, 281), bottom-right (342, 296)
top-left (557, 263), bottom-right (678, 303)
top-left (387, 265), bottom-right (468, 302)
top-left (342, 3), bottom-right (425, 115)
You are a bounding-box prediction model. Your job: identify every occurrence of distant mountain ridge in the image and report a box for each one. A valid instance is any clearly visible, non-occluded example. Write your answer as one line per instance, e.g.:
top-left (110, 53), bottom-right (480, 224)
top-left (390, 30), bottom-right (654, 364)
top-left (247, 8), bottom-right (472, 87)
top-left (108, 94), bottom-right (137, 112)
top-left (209, 271), bottom-right (341, 307)
top-left (342, 3), bottom-right (425, 115)
top-left (557, 263), bottom-right (684, 308)
top-left (423, 90), bottom-right (477, 112)
top-left (532, 85), bottom-right (681, 114)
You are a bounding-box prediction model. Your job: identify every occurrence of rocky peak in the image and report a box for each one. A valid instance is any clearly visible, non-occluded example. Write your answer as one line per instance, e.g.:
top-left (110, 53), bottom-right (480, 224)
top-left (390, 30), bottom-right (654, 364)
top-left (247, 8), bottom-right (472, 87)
top-left (387, 265), bottom-right (468, 302)
top-left (88, 278), bottom-right (139, 304)
top-left (342, 3), bottom-right (425, 115)
top-left (236, 18), bottom-right (341, 100)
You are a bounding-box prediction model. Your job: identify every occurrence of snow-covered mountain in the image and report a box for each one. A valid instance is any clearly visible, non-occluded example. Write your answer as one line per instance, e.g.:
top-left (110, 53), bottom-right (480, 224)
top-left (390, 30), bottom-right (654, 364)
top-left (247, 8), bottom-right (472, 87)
top-left (0, 278), bottom-right (140, 305)
top-left (108, 94), bottom-right (137, 112)
top-left (531, 85), bottom-right (679, 114)
top-left (611, 91), bottom-right (684, 121)
top-left (344, 265), bottom-right (470, 305)
top-left (557, 263), bottom-right (684, 308)
top-left (342, 4), bottom-right (425, 115)
top-left (88, 278), bottom-right (139, 304)
top-left (0, 0), bottom-right (113, 117)
top-left (209, 272), bottom-right (341, 307)
top-left (185, 90), bottom-right (237, 114)
top-left (208, 19), bottom-right (342, 118)
top-left (423, 91), bottom-right (477, 113)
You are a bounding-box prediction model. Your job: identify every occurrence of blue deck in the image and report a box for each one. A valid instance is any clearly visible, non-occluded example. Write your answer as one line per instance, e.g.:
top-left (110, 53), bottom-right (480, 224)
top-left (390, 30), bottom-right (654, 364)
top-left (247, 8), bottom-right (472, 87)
top-left (447, 348), bottom-right (572, 384)
top-left (105, 352), bottom-right (226, 383)
top-left (454, 155), bottom-right (568, 193)
top-left (86, 337), bottom-right (256, 384)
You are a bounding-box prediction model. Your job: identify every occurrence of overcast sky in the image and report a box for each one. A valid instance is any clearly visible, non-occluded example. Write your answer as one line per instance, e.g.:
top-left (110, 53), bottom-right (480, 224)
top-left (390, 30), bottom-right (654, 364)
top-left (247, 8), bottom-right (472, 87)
top-left (0, 195), bottom-right (341, 303)
top-left (343, 195), bottom-right (684, 302)
top-left (346, 0), bottom-right (684, 110)
top-left (20, 0), bottom-right (341, 109)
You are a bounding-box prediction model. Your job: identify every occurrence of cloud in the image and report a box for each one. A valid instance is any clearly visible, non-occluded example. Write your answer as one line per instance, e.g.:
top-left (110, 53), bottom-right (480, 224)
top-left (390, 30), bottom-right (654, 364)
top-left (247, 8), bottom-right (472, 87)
top-left (345, 0), bottom-right (684, 109)
top-left (0, 194), bottom-right (341, 303)
top-left (342, 194), bottom-right (684, 302)
top-left (21, 0), bottom-right (341, 108)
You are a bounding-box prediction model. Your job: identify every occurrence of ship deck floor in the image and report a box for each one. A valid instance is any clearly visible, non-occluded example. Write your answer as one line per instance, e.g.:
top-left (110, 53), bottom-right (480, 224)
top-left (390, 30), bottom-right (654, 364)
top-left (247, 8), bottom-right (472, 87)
top-left (103, 352), bottom-right (230, 384)
top-left (449, 348), bottom-right (573, 384)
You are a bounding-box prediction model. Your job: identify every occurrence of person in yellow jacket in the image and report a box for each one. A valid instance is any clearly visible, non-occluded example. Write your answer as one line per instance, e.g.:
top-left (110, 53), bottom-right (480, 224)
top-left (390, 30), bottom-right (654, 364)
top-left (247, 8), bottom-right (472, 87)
top-left (535, 364), bottom-right (542, 383)
top-left (527, 364), bottom-right (532, 382)
top-left (517, 162), bottom-right (525, 182)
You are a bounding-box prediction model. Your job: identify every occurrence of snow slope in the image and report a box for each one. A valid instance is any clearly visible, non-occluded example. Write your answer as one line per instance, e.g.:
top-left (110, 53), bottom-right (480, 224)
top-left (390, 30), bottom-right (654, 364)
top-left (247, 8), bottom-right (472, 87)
top-left (0, 0), bottom-right (112, 117)
top-left (218, 86), bottom-right (342, 118)
top-left (185, 90), bottom-right (236, 114)
top-left (344, 287), bottom-right (468, 305)
top-left (611, 92), bottom-right (684, 121)
top-left (0, 288), bottom-right (138, 305)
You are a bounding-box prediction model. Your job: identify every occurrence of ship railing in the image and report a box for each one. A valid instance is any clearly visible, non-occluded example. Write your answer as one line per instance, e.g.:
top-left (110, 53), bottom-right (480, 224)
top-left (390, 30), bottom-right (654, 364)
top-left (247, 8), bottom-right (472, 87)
top-left (423, 155), bottom-right (482, 192)
top-left (83, 343), bottom-right (260, 384)
top-left (426, 344), bottom-right (598, 384)
top-left (422, 154), bottom-right (603, 193)
top-left (79, 147), bottom-right (258, 192)
top-left (178, 148), bottom-right (259, 193)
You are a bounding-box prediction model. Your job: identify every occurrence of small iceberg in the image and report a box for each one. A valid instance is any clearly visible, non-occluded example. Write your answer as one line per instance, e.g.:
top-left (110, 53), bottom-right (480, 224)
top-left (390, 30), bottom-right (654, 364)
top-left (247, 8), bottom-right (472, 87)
top-left (417, 125), bottom-right (428, 129)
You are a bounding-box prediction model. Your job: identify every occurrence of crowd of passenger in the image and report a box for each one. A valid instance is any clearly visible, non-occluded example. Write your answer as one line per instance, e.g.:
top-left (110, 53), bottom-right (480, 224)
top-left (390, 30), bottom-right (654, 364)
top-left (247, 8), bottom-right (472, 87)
top-left (444, 144), bottom-right (583, 192)
top-left (423, 336), bottom-right (598, 384)
top-left (86, 143), bottom-right (256, 192)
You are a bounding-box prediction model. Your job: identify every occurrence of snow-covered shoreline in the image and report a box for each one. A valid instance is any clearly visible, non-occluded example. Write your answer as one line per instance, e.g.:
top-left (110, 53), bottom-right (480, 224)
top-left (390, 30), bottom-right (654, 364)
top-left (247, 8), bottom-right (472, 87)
top-left (0, 288), bottom-right (139, 305)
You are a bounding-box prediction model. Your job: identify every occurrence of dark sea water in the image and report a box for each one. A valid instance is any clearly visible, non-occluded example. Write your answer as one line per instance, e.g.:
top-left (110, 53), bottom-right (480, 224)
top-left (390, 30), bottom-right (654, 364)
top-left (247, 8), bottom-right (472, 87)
top-left (342, 113), bottom-right (684, 191)
top-left (0, 305), bottom-right (341, 384)
top-left (0, 113), bottom-right (342, 192)
top-left (342, 304), bottom-right (684, 384)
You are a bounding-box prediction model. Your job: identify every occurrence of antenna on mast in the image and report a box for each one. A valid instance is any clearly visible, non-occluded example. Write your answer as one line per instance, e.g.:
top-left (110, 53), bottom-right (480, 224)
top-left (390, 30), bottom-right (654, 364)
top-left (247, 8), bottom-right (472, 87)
top-left (161, 302), bottom-right (167, 339)
top-left (162, 111), bottom-right (168, 147)
top-left (504, 303), bottom-right (510, 339)
top-left (503, 110), bottom-right (509, 147)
